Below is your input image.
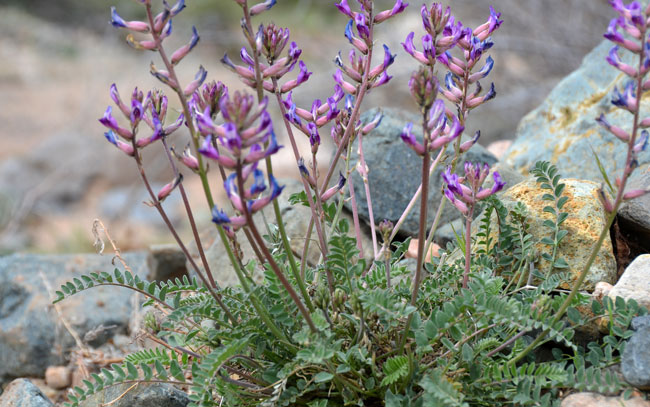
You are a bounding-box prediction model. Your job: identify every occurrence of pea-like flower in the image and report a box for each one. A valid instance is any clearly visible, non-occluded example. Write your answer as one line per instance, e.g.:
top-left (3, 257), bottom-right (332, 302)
top-left (400, 99), bottom-right (464, 155)
top-left (442, 162), bottom-right (505, 214)
top-left (374, 0), bottom-right (408, 24)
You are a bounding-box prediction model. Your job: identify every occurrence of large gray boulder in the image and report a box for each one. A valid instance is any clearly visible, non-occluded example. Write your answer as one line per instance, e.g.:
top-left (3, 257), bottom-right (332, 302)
top-left (0, 252), bottom-right (148, 387)
top-left (344, 108), bottom-right (497, 238)
top-left (503, 39), bottom-right (650, 181)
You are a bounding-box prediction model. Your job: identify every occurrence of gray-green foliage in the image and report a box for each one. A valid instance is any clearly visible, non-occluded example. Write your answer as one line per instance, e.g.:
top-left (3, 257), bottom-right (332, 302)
top-left (54, 162), bottom-right (647, 406)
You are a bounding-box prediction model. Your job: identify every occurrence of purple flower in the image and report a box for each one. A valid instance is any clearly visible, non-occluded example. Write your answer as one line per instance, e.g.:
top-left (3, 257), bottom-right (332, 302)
top-left (321, 172), bottom-right (347, 201)
top-left (248, 169), bottom-right (267, 196)
top-left (240, 47), bottom-right (255, 67)
top-left (171, 26), bottom-right (200, 65)
top-left (609, 0), bottom-right (643, 27)
top-left (249, 0), bottom-right (277, 16)
top-left (596, 113), bottom-right (631, 142)
top-left (473, 6), bottom-right (503, 41)
top-left (157, 174), bottom-right (183, 202)
top-left (198, 135), bottom-right (237, 169)
top-left (633, 130), bottom-right (649, 152)
top-left (422, 34), bottom-right (435, 60)
top-left (307, 122), bottom-right (320, 152)
top-left (248, 174), bottom-right (284, 212)
top-left (110, 7), bottom-right (150, 32)
top-left (402, 32), bottom-right (430, 65)
top-left (355, 13), bottom-right (370, 39)
top-left (468, 55), bottom-right (494, 83)
top-left (374, 0), bottom-right (409, 24)
top-left (167, 0), bottom-right (186, 17)
top-left (400, 123), bottom-right (425, 155)
top-left (371, 71), bottom-right (392, 89)
top-left (335, 0), bottom-right (354, 17)
top-left (104, 130), bottom-right (135, 156)
top-left (99, 106), bottom-right (133, 139)
top-left (606, 45), bottom-right (638, 76)
top-left (612, 80), bottom-right (637, 112)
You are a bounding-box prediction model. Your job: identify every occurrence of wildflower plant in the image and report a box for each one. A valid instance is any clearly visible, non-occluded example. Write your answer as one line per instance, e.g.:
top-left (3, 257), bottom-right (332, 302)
top-left (54, 1), bottom-right (648, 406)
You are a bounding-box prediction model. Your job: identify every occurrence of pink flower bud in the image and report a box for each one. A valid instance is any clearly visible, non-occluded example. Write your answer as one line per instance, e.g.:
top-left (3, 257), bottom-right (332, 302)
top-left (157, 174), bottom-right (183, 202)
top-left (171, 26), bottom-right (200, 65)
top-left (623, 188), bottom-right (649, 200)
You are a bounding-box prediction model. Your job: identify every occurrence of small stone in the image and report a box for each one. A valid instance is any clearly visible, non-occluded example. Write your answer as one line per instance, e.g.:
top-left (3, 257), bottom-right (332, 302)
top-left (608, 254), bottom-right (650, 310)
top-left (561, 392), bottom-right (650, 407)
top-left (0, 378), bottom-right (53, 407)
top-left (405, 239), bottom-right (440, 263)
top-left (592, 281), bottom-right (613, 301)
top-left (622, 325), bottom-right (650, 389)
top-left (486, 140), bottom-right (513, 160)
top-left (44, 366), bottom-right (71, 390)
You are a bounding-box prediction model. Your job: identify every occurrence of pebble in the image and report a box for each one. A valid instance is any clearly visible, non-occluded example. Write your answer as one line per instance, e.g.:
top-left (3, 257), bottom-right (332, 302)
top-left (44, 366), bottom-right (71, 390)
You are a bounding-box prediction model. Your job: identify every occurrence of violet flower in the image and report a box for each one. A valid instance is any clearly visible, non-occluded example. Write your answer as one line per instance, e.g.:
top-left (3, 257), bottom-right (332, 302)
top-left (374, 0), bottom-right (409, 24)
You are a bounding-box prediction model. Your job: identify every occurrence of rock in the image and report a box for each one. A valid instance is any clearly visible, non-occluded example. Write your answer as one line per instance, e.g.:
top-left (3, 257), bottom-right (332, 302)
top-left (344, 108), bottom-right (497, 238)
top-left (0, 252), bottom-right (148, 387)
top-left (405, 239), bottom-right (440, 263)
top-left (44, 366), bottom-right (71, 390)
top-left (561, 392), bottom-right (650, 407)
top-left (484, 162), bottom-right (525, 193)
top-left (622, 325), bottom-right (650, 390)
top-left (631, 315), bottom-right (650, 331)
top-left (619, 165), bottom-right (650, 249)
top-left (608, 254), bottom-right (650, 310)
top-left (592, 282), bottom-right (613, 302)
top-left (503, 39), bottom-right (650, 181)
top-left (0, 378), bottom-right (53, 407)
top-left (147, 244), bottom-right (188, 282)
top-left (189, 178), bottom-right (374, 286)
top-left (486, 140), bottom-right (512, 160)
top-left (491, 179), bottom-right (616, 291)
top-left (78, 382), bottom-right (189, 407)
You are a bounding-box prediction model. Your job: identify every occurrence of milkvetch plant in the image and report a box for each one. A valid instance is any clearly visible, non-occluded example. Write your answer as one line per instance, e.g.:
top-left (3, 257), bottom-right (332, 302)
top-left (54, 1), bottom-right (648, 406)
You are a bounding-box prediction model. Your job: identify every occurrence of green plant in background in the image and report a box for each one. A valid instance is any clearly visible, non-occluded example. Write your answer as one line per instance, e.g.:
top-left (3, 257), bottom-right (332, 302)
top-left (54, 0), bottom-right (649, 406)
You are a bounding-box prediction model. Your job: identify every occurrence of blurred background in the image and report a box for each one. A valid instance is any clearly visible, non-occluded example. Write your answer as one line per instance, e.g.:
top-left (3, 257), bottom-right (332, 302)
top-left (0, 0), bottom-right (611, 254)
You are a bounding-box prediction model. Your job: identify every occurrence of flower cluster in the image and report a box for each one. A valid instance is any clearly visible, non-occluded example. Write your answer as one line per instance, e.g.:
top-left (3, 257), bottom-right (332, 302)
top-left (442, 162), bottom-right (505, 216)
top-left (222, 21), bottom-right (310, 94)
top-left (399, 98), bottom-right (465, 155)
top-left (112, 0), bottom-right (206, 95)
top-left (193, 89), bottom-right (283, 231)
top-left (100, 85), bottom-right (184, 153)
top-left (333, 1), bottom-right (405, 94)
top-left (399, 4), bottom-right (501, 156)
